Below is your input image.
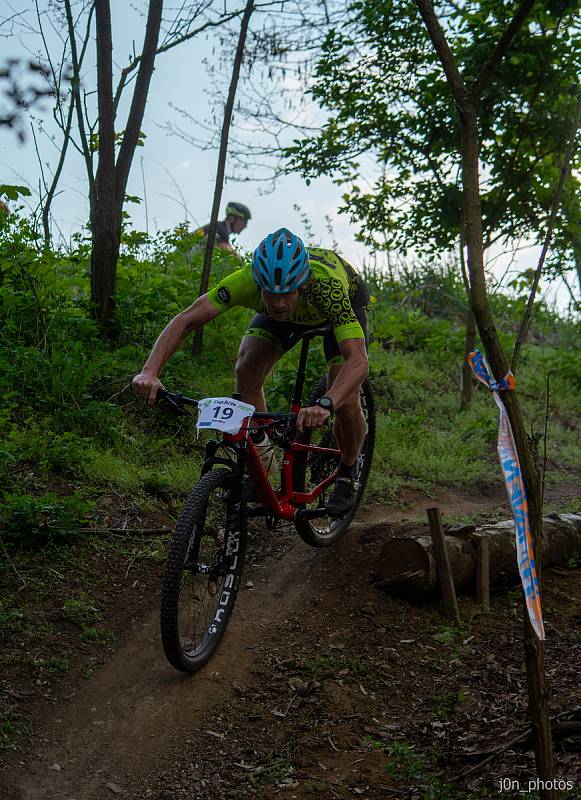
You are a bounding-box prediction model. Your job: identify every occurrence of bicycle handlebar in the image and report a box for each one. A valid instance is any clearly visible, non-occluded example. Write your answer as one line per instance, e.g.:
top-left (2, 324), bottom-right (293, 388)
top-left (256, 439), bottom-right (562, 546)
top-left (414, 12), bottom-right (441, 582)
top-left (157, 389), bottom-right (297, 426)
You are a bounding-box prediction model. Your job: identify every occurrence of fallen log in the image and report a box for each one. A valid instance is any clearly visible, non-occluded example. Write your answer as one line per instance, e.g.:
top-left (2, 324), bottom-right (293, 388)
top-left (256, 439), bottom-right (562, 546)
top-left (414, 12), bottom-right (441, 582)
top-left (375, 512), bottom-right (581, 598)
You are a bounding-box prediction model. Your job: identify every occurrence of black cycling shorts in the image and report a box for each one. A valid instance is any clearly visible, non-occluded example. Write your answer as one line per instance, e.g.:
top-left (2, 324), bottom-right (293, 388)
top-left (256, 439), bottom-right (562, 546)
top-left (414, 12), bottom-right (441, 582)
top-left (243, 303), bottom-right (369, 366)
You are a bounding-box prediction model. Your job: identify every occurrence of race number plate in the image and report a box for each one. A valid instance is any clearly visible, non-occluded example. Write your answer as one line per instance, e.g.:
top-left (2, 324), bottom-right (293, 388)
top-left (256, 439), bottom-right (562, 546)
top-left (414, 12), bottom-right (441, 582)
top-left (196, 397), bottom-right (255, 435)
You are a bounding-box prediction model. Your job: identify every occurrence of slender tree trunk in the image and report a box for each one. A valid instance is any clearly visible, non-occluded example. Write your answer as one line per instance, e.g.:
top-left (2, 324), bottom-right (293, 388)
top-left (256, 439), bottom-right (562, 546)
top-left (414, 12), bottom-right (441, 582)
top-left (413, 2), bottom-right (555, 794)
top-left (64, 0), bottom-right (96, 217)
top-left (461, 92), bottom-right (555, 800)
top-left (91, 0), bottom-right (118, 334)
top-left (192, 0), bottom-right (255, 357)
top-left (511, 89), bottom-right (581, 373)
top-left (461, 309), bottom-right (477, 407)
top-left (42, 90), bottom-right (75, 248)
top-left (115, 0), bottom-right (163, 209)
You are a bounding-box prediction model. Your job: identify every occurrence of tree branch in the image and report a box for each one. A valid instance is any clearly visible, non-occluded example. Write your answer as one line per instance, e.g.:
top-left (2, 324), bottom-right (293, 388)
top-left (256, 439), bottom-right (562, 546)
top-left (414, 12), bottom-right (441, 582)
top-left (64, 0), bottom-right (96, 205)
top-left (511, 88), bottom-right (581, 374)
top-left (112, 9), bottom-right (244, 117)
top-left (43, 3), bottom-right (94, 246)
top-left (413, 0), bottom-right (467, 110)
top-left (115, 0), bottom-right (164, 210)
top-left (472, 0), bottom-right (536, 100)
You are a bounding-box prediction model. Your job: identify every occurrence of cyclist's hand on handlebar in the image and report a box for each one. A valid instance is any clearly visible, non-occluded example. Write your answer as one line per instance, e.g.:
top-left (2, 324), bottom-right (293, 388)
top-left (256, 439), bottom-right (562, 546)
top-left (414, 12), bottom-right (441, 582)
top-left (132, 371), bottom-right (165, 407)
top-left (296, 405), bottom-right (331, 433)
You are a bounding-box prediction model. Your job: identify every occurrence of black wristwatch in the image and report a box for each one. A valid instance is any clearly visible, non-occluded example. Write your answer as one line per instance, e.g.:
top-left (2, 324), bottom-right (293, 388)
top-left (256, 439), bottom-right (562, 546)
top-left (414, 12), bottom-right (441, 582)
top-left (315, 395), bottom-right (334, 414)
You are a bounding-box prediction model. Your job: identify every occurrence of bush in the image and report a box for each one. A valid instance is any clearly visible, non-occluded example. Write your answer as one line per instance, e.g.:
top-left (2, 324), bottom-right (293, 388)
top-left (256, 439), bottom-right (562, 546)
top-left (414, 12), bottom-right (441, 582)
top-left (0, 492), bottom-right (93, 547)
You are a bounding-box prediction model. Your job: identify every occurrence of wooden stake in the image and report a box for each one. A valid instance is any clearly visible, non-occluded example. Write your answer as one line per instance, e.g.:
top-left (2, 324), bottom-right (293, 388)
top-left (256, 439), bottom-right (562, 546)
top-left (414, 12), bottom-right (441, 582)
top-left (472, 533), bottom-right (490, 609)
top-left (426, 506), bottom-right (460, 623)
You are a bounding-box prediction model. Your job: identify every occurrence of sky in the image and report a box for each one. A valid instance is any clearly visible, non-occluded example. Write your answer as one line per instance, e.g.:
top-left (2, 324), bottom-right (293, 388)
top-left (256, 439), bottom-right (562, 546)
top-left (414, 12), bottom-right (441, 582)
top-left (0, 1), bottom-right (572, 311)
top-left (1, 2), bottom-right (365, 259)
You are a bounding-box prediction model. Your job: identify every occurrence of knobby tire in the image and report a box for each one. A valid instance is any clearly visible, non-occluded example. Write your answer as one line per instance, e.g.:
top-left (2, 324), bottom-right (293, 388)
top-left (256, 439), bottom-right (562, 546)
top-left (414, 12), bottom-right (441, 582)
top-left (293, 376), bottom-right (375, 547)
top-left (160, 469), bottom-right (247, 673)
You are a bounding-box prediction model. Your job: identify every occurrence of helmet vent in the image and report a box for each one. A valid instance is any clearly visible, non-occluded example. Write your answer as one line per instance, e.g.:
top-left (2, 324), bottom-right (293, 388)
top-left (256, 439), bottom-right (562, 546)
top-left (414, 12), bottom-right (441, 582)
top-left (274, 267), bottom-right (283, 287)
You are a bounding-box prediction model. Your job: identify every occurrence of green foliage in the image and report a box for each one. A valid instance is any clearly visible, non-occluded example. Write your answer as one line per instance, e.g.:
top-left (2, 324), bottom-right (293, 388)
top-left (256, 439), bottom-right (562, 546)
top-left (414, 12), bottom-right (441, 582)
top-left (0, 184), bottom-right (32, 201)
top-left (0, 606), bottom-right (30, 637)
top-left (0, 211), bottom-right (578, 553)
top-left (286, 0), bottom-right (580, 278)
top-left (62, 594), bottom-right (114, 644)
top-left (0, 706), bottom-right (29, 751)
top-left (0, 492), bottom-right (92, 546)
top-left (257, 758), bottom-right (293, 786)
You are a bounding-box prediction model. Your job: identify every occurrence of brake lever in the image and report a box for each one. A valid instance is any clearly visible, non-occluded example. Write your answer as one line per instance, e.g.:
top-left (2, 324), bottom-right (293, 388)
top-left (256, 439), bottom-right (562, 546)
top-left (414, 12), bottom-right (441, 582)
top-left (159, 393), bottom-right (194, 418)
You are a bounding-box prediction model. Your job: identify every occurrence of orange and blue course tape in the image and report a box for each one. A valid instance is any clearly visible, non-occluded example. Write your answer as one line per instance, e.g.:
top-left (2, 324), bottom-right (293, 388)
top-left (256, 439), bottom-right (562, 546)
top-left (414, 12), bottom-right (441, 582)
top-left (468, 350), bottom-right (544, 640)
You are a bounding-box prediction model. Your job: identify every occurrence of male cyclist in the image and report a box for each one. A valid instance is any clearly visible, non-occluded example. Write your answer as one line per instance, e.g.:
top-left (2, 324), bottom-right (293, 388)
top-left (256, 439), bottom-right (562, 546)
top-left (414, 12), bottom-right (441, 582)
top-left (194, 201), bottom-right (251, 254)
top-left (133, 228), bottom-right (370, 516)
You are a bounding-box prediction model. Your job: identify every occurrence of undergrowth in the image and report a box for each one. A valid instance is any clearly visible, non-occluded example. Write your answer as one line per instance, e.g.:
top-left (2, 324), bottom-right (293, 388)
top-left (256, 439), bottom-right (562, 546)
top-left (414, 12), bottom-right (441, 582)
top-left (0, 208), bottom-right (579, 553)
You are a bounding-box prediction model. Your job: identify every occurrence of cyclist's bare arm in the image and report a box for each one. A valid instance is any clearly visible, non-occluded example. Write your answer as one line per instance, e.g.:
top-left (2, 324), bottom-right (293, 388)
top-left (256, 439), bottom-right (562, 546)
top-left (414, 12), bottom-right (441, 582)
top-left (133, 295), bottom-right (220, 405)
top-left (297, 338), bottom-right (368, 431)
top-left (217, 241), bottom-right (234, 252)
top-left (326, 338), bottom-right (368, 409)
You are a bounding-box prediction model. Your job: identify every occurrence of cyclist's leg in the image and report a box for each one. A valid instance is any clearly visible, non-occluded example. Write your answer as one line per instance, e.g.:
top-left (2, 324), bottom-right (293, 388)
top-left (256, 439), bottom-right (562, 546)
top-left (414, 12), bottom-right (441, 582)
top-left (235, 336), bottom-right (279, 411)
top-left (235, 314), bottom-right (298, 410)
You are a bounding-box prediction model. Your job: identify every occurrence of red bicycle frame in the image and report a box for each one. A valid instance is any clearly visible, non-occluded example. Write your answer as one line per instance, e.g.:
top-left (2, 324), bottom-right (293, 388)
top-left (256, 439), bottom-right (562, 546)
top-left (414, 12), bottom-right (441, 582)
top-left (223, 408), bottom-right (340, 521)
top-left (226, 326), bottom-right (342, 521)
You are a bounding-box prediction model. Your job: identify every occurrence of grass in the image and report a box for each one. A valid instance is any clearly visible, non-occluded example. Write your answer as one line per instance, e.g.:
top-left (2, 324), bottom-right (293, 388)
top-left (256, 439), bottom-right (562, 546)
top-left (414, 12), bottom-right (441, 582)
top-left (361, 737), bottom-right (488, 800)
top-left (62, 593), bottom-right (114, 643)
top-left (0, 707), bottom-right (29, 751)
top-left (1, 301), bottom-right (578, 533)
top-left (303, 651), bottom-right (378, 687)
top-left (27, 655), bottom-right (70, 674)
top-left (256, 758), bottom-right (293, 786)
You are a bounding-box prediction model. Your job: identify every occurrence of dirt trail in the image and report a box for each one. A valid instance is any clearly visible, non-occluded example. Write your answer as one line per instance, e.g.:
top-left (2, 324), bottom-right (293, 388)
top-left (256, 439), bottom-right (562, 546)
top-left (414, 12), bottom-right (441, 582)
top-left (0, 486), bottom-right (577, 800)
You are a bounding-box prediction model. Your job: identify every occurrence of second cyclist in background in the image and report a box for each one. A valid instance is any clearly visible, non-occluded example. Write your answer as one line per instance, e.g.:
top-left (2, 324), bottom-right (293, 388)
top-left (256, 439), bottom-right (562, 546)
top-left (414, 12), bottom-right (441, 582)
top-left (194, 201), bottom-right (251, 255)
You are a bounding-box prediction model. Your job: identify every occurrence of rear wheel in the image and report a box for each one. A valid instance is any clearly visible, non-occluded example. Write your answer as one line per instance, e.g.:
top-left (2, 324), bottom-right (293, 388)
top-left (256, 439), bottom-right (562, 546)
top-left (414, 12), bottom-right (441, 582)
top-left (160, 469), bottom-right (246, 673)
top-left (293, 377), bottom-right (375, 547)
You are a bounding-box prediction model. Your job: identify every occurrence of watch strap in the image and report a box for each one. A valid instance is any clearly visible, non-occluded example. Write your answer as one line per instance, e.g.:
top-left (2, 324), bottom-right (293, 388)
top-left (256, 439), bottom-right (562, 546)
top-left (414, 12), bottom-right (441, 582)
top-left (316, 395), bottom-right (334, 414)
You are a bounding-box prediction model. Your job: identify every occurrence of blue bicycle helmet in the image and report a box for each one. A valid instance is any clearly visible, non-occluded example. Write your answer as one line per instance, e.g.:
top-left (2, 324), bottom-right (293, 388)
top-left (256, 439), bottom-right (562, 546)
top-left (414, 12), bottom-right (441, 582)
top-left (252, 228), bottom-right (310, 293)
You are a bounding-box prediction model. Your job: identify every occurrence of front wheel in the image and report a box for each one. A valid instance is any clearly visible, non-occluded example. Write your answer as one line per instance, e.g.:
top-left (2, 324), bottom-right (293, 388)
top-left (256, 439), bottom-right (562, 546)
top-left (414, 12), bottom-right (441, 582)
top-left (160, 469), bottom-right (247, 673)
top-left (293, 377), bottom-right (375, 547)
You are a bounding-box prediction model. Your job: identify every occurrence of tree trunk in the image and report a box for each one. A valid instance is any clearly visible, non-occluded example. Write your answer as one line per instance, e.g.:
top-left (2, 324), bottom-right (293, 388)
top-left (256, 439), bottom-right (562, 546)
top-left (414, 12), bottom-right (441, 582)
top-left (114, 0), bottom-right (163, 209)
top-left (376, 514), bottom-right (581, 597)
top-left (458, 230), bottom-right (476, 408)
top-left (192, 0), bottom-right (255, 357)
top-left (460, 102), bottom-right (555, 799)
top-left (91, 0), bottom-right (118, 335)
top-left (412, 2), bottom-right (555, 792)
top-left (90, 0), bottom-right (163, 335)
top-left (461, 308), bottom-right (477, 408)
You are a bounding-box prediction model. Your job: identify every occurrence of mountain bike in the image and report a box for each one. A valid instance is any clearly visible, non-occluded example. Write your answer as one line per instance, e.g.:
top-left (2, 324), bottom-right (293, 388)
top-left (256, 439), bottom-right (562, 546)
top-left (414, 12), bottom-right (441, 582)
top-left (156, 329), bottom-right (375, 673)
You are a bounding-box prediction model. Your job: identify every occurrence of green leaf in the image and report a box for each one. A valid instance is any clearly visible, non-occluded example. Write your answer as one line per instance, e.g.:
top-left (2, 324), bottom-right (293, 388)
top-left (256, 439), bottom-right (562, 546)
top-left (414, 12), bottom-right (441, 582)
top-left (0, 184), bottom-right (32, 201)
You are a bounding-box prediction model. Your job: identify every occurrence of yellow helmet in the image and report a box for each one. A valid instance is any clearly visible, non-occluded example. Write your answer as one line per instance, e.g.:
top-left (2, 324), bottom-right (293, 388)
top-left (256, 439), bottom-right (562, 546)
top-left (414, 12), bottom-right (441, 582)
top-left (226, 202), bottom-right (251, 220)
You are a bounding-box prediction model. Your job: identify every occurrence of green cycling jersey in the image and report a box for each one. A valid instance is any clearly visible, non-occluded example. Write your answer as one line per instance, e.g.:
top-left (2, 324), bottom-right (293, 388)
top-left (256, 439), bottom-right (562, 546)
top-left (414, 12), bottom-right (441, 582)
top-left (207, 247), bottom-right (367, 343)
